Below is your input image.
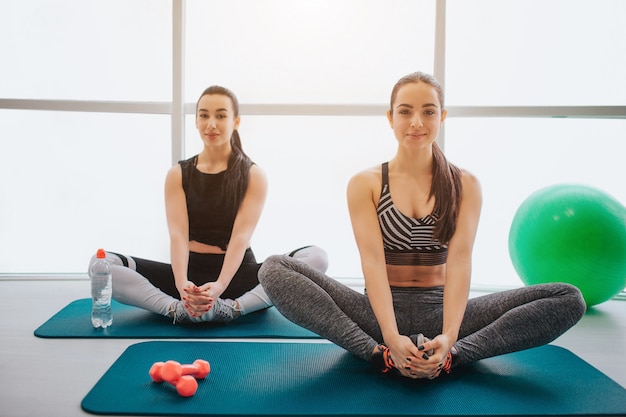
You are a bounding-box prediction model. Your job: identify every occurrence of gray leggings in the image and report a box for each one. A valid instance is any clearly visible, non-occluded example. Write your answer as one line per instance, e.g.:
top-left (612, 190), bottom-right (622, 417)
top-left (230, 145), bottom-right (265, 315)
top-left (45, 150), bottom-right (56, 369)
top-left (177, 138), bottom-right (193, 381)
top-left (258, 255), bottom-right (586, 366)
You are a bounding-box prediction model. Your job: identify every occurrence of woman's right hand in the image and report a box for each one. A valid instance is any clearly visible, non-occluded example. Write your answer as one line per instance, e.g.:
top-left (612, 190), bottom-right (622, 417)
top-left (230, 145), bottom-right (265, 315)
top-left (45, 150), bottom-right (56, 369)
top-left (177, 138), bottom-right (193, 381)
top-left (386, 335), bottom-right (419, 378)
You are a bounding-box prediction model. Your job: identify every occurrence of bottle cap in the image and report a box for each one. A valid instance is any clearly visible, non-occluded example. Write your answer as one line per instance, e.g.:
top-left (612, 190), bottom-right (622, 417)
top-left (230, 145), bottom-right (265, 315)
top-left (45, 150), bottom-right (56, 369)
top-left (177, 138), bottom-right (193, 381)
top-left (96, 248), bottom-right (106, 259)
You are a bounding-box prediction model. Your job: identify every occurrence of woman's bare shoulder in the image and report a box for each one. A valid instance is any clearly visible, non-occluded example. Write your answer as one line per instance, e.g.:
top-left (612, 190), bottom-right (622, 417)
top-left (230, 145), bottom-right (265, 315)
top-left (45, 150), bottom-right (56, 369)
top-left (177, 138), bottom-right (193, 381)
top-left (349, 164), bottom-right (381, 186)
top-left (460, 168), bottom-right (481, 192)
top-left (249, 163), bottom-right (266, 178)
top-left (459, 168), bottom-right (483, 212)
top-left (165, 163), bottom-right (182, 184)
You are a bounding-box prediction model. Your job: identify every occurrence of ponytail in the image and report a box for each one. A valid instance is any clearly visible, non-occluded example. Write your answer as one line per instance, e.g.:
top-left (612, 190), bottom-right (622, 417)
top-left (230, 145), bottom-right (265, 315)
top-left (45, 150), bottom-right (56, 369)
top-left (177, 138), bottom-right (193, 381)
top-left (222, 129), bottom-right (253, 217)
top-left (431, 142), bottom-right (462, 244)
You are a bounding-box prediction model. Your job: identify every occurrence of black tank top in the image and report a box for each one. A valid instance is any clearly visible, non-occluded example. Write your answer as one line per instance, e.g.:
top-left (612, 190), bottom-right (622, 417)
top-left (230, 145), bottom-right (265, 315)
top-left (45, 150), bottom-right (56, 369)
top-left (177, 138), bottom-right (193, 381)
top-left (179, 155), bottom-right (236, 250)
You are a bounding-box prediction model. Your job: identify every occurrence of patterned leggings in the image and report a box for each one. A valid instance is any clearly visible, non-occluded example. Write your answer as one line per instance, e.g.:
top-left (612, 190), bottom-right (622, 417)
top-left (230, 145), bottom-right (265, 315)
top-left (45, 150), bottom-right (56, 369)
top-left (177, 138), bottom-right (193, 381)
top-left (258, 254), bottom-right (586, 366)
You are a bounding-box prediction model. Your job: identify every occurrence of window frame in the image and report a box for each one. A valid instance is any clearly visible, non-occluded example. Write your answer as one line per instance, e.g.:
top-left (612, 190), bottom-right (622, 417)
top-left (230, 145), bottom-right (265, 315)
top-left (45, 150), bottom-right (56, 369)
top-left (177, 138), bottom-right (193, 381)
top-left (1, 0), bottom-right (624, 298)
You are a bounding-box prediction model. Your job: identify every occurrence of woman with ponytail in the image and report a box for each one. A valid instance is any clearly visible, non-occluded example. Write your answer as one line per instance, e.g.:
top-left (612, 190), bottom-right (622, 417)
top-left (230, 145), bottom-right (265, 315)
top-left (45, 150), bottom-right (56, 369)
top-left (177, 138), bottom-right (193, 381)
top-left (89, 86), bottom-right (328, 324)
top-left (259, 72), bottom-right (585, 379)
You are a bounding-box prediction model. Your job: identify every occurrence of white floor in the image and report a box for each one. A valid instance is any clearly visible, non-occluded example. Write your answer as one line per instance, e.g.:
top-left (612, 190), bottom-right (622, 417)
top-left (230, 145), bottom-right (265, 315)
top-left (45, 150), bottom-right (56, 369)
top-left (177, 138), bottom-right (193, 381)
top-left (0, 277), bottom-right (624, 417)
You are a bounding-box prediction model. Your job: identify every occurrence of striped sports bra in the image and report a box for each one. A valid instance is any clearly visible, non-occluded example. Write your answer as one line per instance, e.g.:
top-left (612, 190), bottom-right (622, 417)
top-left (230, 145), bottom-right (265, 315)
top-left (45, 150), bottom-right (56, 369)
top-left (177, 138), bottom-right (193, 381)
top-left (377, 162), bottom-right (448, 266)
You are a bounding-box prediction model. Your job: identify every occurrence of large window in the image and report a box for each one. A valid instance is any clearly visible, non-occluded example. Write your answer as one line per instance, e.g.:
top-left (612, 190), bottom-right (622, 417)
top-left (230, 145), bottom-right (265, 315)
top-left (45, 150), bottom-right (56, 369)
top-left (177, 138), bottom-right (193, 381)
top-left (446, 118), bottom-right (626, 287)
top-left (1, 0), bottom-right (624, 293)
top-left (443, 0), bottom-right (626, 287)
top-left (185, 0), bottom-right (435, 104)
top-left (0, 111), bottom-right (171, 272)
top-left (0, 0), bottom-right (171, 101)
top-left (446, 0), bottom-right (626, 106)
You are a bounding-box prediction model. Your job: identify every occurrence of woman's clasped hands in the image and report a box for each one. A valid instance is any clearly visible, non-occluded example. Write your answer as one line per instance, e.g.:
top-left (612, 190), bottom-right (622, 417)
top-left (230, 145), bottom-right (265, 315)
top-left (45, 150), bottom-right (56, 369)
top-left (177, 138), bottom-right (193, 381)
top-left (387, 334), bottom-right (452, 380)
top-left (178, 280), bottom-right (222, 317)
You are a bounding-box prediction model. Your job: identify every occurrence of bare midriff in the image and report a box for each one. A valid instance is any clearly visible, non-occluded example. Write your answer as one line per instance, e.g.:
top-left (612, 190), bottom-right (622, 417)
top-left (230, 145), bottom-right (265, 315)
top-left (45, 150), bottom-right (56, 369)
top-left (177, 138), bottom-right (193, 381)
top-left (188, 240), bottom-right (227, 255)
top-left (386, 263), bottom-right (446, 287)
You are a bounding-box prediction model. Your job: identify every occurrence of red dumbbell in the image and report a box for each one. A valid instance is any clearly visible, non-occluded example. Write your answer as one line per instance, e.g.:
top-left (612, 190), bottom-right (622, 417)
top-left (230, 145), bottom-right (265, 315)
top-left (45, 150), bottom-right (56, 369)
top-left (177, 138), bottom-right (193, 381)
top-left (149, 362), bottom-right (166, 382)
top-left (149, 362), bottom-right (199, 397)
top-left (160, 359), bottom-right (211, 381)
top-left (168, 375), bottom-right (198, 397)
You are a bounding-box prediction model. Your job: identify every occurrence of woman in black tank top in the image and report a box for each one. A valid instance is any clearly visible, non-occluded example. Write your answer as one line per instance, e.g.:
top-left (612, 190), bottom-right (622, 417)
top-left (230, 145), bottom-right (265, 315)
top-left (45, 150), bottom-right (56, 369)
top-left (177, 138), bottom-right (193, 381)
top-left (89, 86), bottom-right (329, 324)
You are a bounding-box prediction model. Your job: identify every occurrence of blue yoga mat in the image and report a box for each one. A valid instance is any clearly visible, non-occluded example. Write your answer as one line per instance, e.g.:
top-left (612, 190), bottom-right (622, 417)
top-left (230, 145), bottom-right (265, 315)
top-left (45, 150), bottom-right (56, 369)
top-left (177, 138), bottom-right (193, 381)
top-left (34, 299), bottom-right (319, 339)
top-left (82, 341), bottom-right (626, 416)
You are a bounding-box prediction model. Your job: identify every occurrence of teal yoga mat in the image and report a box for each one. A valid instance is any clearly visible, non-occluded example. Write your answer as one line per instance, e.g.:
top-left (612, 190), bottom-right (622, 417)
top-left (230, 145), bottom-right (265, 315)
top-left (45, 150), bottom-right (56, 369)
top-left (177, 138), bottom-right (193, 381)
top-left (82, 341), bottom-right (626, 416)
top-left (34, 299), bottom-right (318, 339)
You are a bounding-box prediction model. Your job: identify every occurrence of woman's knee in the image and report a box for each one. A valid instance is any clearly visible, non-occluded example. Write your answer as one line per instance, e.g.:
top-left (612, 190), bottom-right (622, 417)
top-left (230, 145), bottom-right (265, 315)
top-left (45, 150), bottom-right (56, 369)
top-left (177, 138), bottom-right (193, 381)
top-left (536, 282), bottom-right (587, 322)
top-left (258, 255), bottom-right (290, 286)
top-left (290, 245), bottom-right (329, 273)
top-left (89, 251), bottom-right (126, 270)
top-left (559, 283), bottom-right (587, 319)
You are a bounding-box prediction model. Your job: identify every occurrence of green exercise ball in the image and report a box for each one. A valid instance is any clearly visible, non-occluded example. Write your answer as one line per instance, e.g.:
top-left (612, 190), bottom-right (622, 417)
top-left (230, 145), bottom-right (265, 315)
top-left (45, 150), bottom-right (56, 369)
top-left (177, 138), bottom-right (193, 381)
top-left (508, 184), bottom-right (626, 307)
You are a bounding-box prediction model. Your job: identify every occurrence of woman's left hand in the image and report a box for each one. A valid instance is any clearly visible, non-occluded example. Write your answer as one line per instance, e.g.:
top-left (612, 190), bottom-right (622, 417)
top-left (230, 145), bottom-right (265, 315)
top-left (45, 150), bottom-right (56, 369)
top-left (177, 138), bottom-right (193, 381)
top-left (416, 334), bottom-right (454, 379)
top-left (198, 281), bottom-right (227, 305)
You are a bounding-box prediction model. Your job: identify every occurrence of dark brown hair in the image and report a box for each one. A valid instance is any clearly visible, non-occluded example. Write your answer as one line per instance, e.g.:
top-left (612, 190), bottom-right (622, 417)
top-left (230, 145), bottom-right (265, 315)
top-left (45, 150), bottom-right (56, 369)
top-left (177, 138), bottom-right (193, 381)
top-left (389, 72), bottom-right (462, 244)
top-left (196, 85), bottom-right (253, 217)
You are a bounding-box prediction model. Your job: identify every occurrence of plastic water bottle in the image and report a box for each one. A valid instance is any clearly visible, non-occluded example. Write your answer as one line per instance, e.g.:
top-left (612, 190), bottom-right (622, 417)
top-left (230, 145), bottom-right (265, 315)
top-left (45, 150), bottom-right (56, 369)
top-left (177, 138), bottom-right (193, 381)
top-left (89, 248), bottom-right (113, 328)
